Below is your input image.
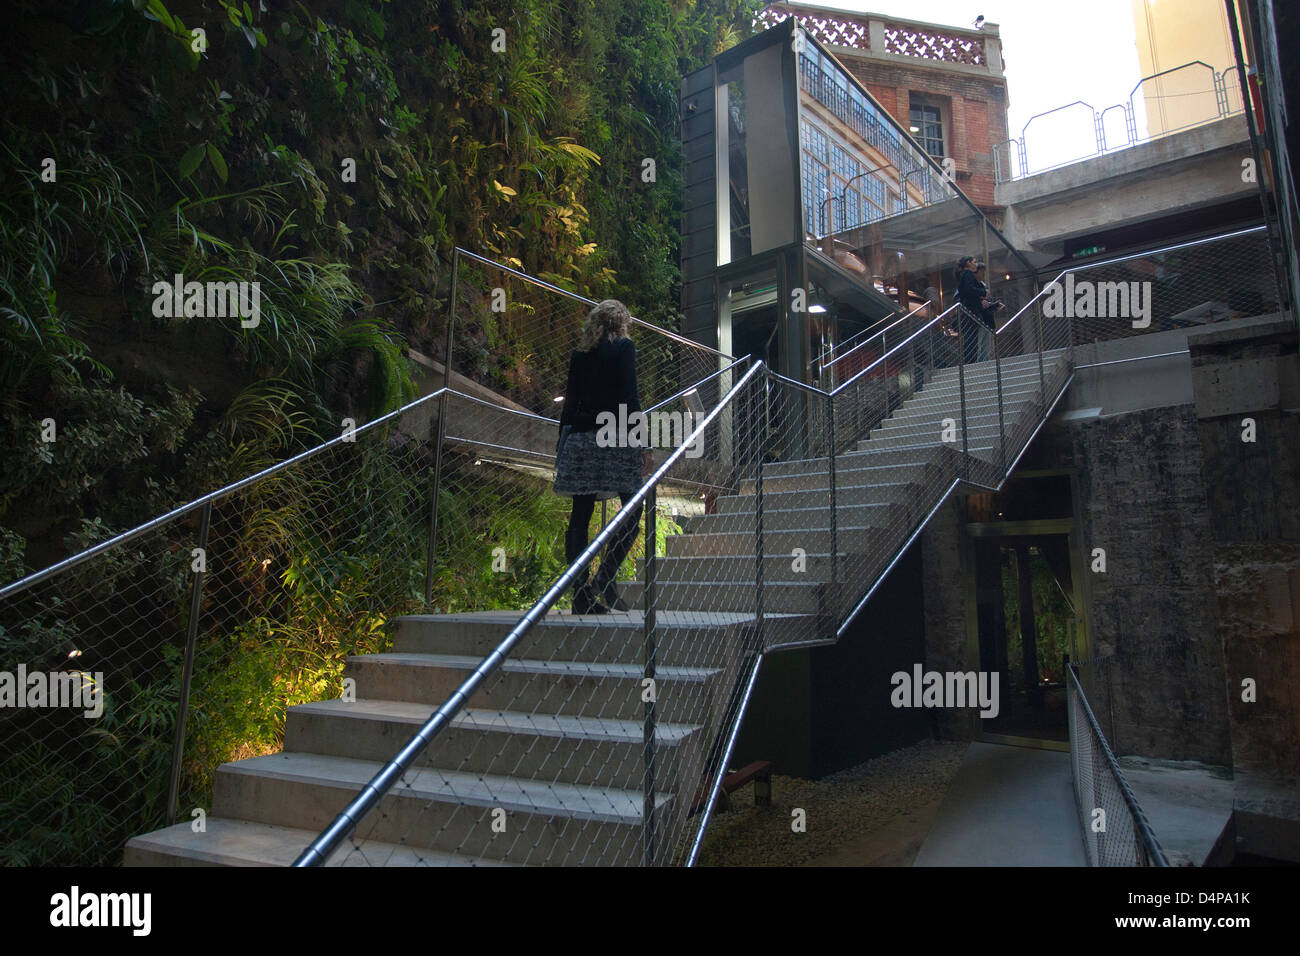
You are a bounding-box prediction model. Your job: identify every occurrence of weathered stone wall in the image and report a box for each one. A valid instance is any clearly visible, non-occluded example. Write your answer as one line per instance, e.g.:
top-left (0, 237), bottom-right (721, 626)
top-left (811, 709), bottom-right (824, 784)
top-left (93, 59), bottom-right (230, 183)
top-left (920, 405), bottom-right (1233, 763)
top-left (920, 496), bottom-right (973, 740)
top-left (1188, 319), bottom-right (1300, 787)
top-left (1065, 406), bottom-right (1232, 765)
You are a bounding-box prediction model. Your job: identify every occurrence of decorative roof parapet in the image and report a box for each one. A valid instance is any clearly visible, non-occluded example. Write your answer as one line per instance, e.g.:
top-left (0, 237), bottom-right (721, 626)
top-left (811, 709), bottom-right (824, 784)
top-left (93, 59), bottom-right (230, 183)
top-left (755, 2), bottom-right (1002, 75)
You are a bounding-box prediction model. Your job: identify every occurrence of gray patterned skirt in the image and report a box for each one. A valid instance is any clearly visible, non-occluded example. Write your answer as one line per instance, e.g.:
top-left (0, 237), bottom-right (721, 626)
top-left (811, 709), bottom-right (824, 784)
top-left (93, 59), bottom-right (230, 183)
top-left (553, 428), bottom-right (642, 499)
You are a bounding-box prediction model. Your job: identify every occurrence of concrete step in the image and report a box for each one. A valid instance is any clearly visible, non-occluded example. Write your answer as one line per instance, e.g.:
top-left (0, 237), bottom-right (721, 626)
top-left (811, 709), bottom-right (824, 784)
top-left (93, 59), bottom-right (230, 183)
top-left (638, 550), bottom-right (851, 583)
top-left (889, 374), bottom-right (1050, 408)
top-left (926, 353), bottom-right (1055, 381)
top-left (714, 482), bottom-right (911, 512)
top-left (742, 450), bottom-right (940, 486)
top-left (392, 612), bottom-right (734, 667)
top-left (345, 652), bottom-right (721, 721)
top-left (123, 817), bottom-right (509, 867)
top-left (211, 752), bottom-right (672, 865)
top-left (878, 403), bottom-right (1027, 431)
top-left (665, 516), bottom-right (920, 558)
top-left (284, 698), bottom-right (700, 791)
top-left (619, 578), bottom-right (827, 613)
top-left (862, 418), bottom-right (1027, 449)
top-left (684, 501), bottom-right (894, 534)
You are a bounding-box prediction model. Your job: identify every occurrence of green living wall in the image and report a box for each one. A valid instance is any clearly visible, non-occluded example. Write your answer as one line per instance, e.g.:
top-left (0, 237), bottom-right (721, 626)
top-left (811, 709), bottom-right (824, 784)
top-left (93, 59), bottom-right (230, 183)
top-left (0, 0), bottom-right (758, 864)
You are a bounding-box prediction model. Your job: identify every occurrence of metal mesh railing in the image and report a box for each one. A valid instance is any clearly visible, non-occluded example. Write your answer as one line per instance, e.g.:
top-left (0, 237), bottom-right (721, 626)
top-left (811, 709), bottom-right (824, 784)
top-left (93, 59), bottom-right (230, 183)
top-left (0, 247), bottom-right (733, 867)
top-left (272, 228), bottom-right (1278, 866)
top-left (996, 61), bottom-right (1246, 183)
top-left (447, 248), bottom-right (726, 421)
top-left (0, 391), bottom-right (439, 866)
top-left (6, 228), bottom-right (1275, 866)
top-left (1067, 661), bottom-right (1168, 866)
top-left (293, 360), bottom-right (771, 866)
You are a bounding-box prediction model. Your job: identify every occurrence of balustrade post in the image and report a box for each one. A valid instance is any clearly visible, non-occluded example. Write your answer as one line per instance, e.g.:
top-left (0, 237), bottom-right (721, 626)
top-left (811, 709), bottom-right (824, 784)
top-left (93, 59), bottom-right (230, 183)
top-left (166, 500), bottom-right (211, 827)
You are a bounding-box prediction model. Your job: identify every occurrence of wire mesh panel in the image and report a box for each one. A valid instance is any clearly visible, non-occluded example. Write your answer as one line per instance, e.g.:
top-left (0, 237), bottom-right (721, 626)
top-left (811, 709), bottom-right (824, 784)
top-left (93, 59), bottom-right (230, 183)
top-left (1063, 227), bottom-right (1279, 347)
top-left (0, 522), bottom-right (189, 866)
top-left (10, 226), bottom-right (1273, 866)
top-left (1067, 662), bottom-right (1167, 866)
top-left (304, 363), bottom-right (771, 867)
top-left (0, 390), bottom-right (445, 866)
top-left (448, 249), bottom-right (725, 419)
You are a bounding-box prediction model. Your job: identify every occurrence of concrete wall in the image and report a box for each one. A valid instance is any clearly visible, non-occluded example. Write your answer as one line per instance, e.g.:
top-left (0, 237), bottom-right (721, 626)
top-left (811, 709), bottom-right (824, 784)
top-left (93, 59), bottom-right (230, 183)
top-left (1062, 405), bottom-right (1233, 764)
top-left (996, 116), bottom-right (1254, 259)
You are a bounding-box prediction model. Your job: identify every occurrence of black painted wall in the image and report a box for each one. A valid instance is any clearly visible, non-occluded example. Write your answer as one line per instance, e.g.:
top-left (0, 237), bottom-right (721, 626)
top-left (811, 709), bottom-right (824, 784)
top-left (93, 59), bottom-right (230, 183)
top-left (731, 540), bottom-right (931, 778)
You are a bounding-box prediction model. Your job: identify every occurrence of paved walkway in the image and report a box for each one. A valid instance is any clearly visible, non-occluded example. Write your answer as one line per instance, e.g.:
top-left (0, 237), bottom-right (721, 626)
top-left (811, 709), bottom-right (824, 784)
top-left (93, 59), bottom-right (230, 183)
top-left (914, 742), bottom-right (1086, 866)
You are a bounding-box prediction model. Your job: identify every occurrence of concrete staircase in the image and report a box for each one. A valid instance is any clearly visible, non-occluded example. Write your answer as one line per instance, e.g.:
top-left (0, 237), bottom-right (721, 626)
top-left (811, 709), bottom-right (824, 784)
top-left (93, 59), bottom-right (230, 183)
top-left (124, 349), bottom-right (1070, 866)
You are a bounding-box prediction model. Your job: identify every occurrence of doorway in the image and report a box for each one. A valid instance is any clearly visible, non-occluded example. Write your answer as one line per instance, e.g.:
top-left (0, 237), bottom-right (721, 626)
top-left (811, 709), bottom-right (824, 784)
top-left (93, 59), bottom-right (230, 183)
top-left (965, 473), bottom-right (1084, 748)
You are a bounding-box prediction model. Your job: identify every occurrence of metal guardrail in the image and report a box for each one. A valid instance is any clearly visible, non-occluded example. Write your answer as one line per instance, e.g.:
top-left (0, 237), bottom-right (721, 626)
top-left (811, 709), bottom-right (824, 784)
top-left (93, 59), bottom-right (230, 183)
top-left (995, 61), bottom-right (1246, 183)
top-left (1067, 661), bottom-right (1169, 866)
top-left (6, 227), bottom-right (1274, 866)
top-left (0, 249), bottom-right (740, 867)
top-left (287, 226), bottom-right (1271, 866)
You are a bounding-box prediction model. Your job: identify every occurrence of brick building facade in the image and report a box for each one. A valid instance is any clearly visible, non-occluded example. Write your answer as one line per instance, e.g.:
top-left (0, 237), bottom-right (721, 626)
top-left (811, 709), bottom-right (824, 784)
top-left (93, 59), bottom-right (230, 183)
top-left (757, 2), bottom-right (1010, 221)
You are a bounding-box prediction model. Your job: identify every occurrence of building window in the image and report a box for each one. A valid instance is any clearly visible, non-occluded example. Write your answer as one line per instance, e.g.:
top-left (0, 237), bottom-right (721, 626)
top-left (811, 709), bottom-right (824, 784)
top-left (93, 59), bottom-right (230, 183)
top-left (909, 95), bottom-right (945, 158)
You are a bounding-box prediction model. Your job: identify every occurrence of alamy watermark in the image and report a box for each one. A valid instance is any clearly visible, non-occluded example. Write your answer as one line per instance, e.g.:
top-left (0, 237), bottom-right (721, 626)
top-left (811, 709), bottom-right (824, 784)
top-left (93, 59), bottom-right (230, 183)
top-left (0, 664), bottom-right (104, 718)
top-left (50, 886), bottom-right (150, 936)
top-left (1042, 275), bottom-right (1152, 328)
top-left (890, 664), bottom-right (999, 718)
top-left (151, 274), bottom-right (261, 328)
top-left (595, 405), bottom-right (705, 458)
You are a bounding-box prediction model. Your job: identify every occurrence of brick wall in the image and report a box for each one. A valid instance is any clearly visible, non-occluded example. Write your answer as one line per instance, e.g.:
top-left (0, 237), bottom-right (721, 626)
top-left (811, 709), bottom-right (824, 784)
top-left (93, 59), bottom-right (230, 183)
top-left (834, 54), bottom-right (1008, 213)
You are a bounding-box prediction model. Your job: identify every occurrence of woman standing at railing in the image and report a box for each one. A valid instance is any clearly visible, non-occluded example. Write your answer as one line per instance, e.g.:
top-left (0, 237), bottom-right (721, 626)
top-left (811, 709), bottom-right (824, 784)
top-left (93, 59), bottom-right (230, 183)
top-left (956, 256), bottom-right (1002, 363)
top-left (554, 299), bottom-right (654, 615)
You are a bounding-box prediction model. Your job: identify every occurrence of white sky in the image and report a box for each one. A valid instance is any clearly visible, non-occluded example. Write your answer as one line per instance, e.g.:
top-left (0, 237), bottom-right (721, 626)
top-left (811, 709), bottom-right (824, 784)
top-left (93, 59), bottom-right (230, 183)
top-left (790, 0), bottom-right (1150, 171)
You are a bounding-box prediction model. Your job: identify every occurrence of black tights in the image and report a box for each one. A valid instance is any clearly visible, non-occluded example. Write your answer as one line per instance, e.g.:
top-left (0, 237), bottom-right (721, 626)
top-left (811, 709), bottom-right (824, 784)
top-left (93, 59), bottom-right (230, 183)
top-left (565, 493), bottom-right (643, 592)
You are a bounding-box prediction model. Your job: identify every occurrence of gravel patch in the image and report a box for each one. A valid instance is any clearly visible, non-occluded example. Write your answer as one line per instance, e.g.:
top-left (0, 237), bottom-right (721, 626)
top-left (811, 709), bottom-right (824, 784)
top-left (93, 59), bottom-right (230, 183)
top-left (695, 739), bottom-right (969, 866)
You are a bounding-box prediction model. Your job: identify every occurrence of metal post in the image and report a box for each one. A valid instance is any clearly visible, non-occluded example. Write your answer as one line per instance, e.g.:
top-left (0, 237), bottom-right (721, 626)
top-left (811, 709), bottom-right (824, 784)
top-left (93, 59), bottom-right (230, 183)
top-left (755, 377), bottom-right (768, 642)
top-left (642, 485), bottom-right (658, 867)
top-left (927, 315), bottom-right (936, 384)
top-left (166, 500), bottom-right (211, 827)
top-left (825, 398), bottom-right (837, 631)
top-left (957, 312), bottom-right (969, 482)
top-left (1036, 299), bottom-right (1047, 401)
top-left (994, 328), bottom-right (1007, 476)
top-left (1068, 306), bottom-right (1075, 367)
top-left (424, 251), bottom-right (459, 611)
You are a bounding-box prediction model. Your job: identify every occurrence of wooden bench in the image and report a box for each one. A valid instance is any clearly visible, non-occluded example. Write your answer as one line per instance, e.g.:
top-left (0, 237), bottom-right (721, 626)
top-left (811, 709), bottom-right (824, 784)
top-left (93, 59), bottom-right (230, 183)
top-left (689, 760), bottom-right (773, 815)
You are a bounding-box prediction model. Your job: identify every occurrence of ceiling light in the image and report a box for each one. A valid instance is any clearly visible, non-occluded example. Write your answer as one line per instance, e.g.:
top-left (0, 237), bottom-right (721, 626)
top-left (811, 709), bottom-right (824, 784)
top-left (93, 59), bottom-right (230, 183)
top-left (809, 304), bottom-right (827, 313)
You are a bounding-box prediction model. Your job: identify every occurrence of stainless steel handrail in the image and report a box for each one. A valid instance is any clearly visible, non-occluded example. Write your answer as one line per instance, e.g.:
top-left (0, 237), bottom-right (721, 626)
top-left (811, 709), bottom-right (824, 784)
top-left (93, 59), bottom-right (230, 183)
top-left (829, 304), bottom-right (957, 396)
top-left (1, 262), bottom-right (751, 604)
top-left (818, 225), bottom-right (1268, 400)
top-left (0, 385), bottom-right (458, 602)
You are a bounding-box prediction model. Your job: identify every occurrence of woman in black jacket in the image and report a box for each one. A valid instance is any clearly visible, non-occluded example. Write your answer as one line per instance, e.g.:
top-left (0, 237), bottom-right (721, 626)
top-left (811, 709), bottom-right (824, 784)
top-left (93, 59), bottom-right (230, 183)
top-left (955, 256), bottom-right (1002, 363)
top-left (554, 299), bottom-right (653, 614)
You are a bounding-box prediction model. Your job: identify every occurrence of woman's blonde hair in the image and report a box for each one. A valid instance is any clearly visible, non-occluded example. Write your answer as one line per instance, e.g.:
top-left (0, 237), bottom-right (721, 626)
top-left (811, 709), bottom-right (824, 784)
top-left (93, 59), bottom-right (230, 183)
top-left (578, 299), bottom-right (632, 351)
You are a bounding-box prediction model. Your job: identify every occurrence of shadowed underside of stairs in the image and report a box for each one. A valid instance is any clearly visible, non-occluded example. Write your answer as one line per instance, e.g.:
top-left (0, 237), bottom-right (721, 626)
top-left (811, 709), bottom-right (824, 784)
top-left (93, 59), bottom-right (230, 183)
top-left (125, 349), bottom-right (1072, 866)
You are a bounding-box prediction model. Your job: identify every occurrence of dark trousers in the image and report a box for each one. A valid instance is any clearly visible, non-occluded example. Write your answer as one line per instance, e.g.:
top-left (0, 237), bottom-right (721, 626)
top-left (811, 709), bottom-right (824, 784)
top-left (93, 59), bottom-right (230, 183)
top-left (565, 492), bottom-right (643, 593)
top-left (960, 311), bottom-right (992, 364)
